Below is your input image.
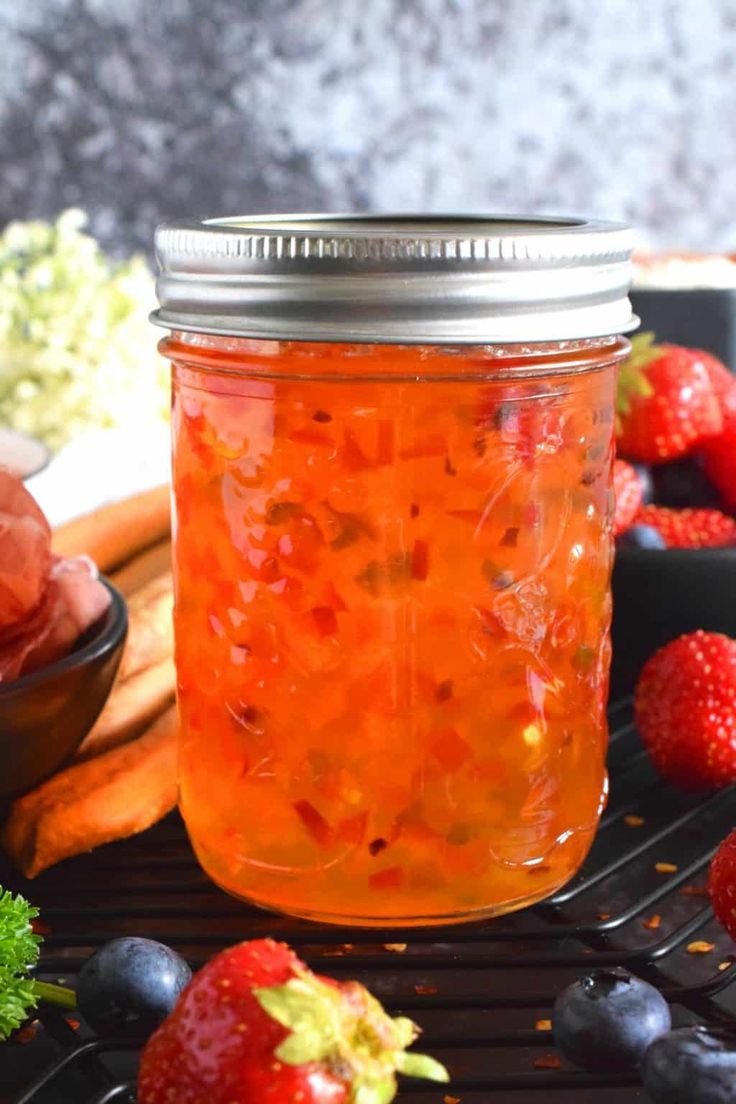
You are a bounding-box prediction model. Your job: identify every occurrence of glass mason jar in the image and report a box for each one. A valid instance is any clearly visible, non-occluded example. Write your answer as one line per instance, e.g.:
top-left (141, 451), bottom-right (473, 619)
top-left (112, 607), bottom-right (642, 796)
top-left (154, 216), bottom-right (636, 926)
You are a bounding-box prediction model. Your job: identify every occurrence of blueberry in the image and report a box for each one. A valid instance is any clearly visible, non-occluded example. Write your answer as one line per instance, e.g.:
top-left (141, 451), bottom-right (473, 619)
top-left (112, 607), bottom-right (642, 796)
top-left (651, 459), bottom-right (721, 509)
top-left (617, 524), bottom-right (667, 550)
top-left (552, 968), bottom-right (671, 1071)
top-left (634, 463), bottom-right (655, 505)
top-left (76, 937), bottom-right (191, 1036)
top-left (642, 1026), bottom-right (736, 1103)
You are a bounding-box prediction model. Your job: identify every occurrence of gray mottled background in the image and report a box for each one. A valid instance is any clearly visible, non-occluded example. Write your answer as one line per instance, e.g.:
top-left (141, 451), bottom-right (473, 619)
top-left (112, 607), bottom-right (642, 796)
top-left (1, 0), bottom-right (735, 256)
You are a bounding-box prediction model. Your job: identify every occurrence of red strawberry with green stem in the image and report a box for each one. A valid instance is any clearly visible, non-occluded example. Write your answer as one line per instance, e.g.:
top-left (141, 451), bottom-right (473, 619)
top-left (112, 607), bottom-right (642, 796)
top-left (635, 631), bottom-right (736, 791)
top-left (616, 334), bottom-right (723, 463)
top-left (137, 938), bottom-right (448, 1104)
top-left (633, 505), bottom-right (736, 548)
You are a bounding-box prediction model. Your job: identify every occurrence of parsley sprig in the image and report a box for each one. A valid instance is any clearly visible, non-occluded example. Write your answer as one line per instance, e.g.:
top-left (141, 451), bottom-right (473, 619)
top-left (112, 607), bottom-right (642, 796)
top-left (0, 887), bottom-right (75, 1040)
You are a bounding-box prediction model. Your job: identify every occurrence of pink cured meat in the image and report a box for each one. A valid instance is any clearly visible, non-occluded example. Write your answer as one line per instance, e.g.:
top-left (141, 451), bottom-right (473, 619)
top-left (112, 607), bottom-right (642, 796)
top-left (0, 472), bottom-right (111, 683)
top-left (0, 471), bottom-right (52, 630)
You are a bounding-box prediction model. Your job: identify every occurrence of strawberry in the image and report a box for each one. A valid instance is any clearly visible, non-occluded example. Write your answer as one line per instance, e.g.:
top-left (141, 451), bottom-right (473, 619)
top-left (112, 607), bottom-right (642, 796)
top-left (702, 404), bottom-right (736, 513)
top-left (698, 349), bottom-right (736, 416)
top-left (633, 505), bottom-right (736, 548)
top-left (137, 938), bottom-right (448, 1104)
top-left (613, 459), bottom-right (644, 535)
top-left (710, 829), bottom-right (736, 940)
top-left (635, 631), bottom-right (736, 790)
top-left (616, 334), bottom-right (723, 463)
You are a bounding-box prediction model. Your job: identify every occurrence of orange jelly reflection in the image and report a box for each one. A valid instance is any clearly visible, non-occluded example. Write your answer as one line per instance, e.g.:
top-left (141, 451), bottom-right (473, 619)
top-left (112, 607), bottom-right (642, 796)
top-left (168, 335), bottom-right (620, 926)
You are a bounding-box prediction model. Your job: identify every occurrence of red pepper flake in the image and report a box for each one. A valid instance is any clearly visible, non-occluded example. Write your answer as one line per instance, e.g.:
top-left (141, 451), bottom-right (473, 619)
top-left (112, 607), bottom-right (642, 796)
top-left (413, 982), bottom-right (439, 995)
top-left (376, 420), bottom-right (394, 465)
top-left (500, 526), bottom-right (519, 547)
top-left (30, 919), bottom-right (51, 936)
top-left (534, 1054), bottom-right (562, 1070)
top-left (655, 862), bottom-right (678, 874)
top-left (293, 800), bottom-right (333, 846)
top-left (643, 914), bottom-right (662, 931)
top-left (435, 679), bottom-right (454, 704)
top-left (368, 837), bottom-right (388, 856)
top-left (66, 1018), bottom-right (81, 1031)
top-left (14, 1022), bottom-right (38, 1045)
top-left (443, 1096), bottom-right (461, 1104)
top-left (535, 1019), bottom-right (552, 1031)
top-left (410, 503), bottom-right (420, 518)
top-left (411, 539), bottom-right (429, 581)
top-left (369, 866), bottom-right (404, 890)
top-left (681, 884), bottom-right (711, 898)
top-left (624, 814), bottom-right (645, 827)
top-left (597, 911), bottom-right (612, 921)
top-left (313, 409), bottom-right (332, 423)
top-left (311, 606), bottom-right (339, 636)
top-left (687, 941), bottom-right (716, 955)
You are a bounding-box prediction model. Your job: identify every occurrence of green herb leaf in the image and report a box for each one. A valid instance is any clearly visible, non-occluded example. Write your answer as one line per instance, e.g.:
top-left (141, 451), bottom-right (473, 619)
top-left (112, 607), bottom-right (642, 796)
top-left (0, 888), bottom-right (41, 1040)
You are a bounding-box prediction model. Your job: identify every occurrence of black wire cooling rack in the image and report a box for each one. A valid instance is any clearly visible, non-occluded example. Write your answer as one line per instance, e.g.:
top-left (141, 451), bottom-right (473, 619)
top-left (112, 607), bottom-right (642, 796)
top-left (1, 698), bottom-right (735, 1104)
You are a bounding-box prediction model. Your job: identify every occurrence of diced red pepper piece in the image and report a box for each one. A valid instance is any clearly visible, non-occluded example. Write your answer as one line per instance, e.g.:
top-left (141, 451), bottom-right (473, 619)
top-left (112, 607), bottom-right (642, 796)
top-left (369, 866), bottom-right (404, 890)
top-left (335, 810), bottom-right (368, 845)
top-left (342, 430), bottom-right (372, 470)
top-left (293, 799), bottom-right (333, 845)
top-left (290, 427), bottom-right (335, 447)
top-left (430, 728), bottom-right (472, 771)
top-left (411, 539), bottom-right (429, 581)
top-left (376, 420), bottom-right (395, 465)
top-left (311, 606), bottom-right (339, 636)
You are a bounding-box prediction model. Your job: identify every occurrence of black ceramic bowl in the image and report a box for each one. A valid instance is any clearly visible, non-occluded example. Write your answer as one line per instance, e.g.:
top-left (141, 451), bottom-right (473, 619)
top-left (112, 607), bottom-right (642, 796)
top-left (0, 580), bottom-right (127, 801)
top-left (611, 546), bottom-right (736, 699)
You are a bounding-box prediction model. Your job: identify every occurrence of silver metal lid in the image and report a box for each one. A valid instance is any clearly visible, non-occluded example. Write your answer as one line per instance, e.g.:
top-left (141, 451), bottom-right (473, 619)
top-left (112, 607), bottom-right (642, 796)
top-left (152, 214), bottom-right (637, 344)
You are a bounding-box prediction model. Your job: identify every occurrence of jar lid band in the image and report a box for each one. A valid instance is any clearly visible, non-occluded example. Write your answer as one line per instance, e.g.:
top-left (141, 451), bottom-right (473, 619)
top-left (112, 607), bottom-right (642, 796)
top-left (152, 214), bottom-right (638, 344)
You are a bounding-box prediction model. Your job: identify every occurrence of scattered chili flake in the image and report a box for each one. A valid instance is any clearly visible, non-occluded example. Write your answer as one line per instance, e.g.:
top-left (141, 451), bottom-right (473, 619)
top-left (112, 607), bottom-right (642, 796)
top-left (444, 1096), bottom-right (461, 1104)
top-left (411, 539), bottom-right (429, 581)
top-left (293, 800), bottom-right (332, 846)
top-left (66, 1018), bottom-right (81, 1031)
top-left (369, 838), bottom-right (388, 856)
top-left (311, 606), bottom-right (339, 636)
top-left (414, 982), bottom-right (439, 996)
top-left (580, 469), bottom-right (597, 486)
top-left (597, 911), bottom-right (612, 921)
top-left (500, 526), bottom-right (519, 548)
top-left (534, 1054), bottom-right (562, 1070)
top-left (681, 884), bottom-right (710, 898)
top-left (384, 943), bottom-right (408, 953)
top-left (642, 914), bottom-right (662, 931)
top-left (444, 455), bottom-right (457, 476)
top-left (369, 866), bottom-right (404, 890)
top-left (624, 815), bottom-right (645, 828)
top-left (14, 1022), bottom-right (38, 1045)
top-left (535, 1019), bottom-right (552, 1031)
top-left (313, 409), bottom-right (332, 423)
top-left (410, 502), bottom-right (420, 518)
top-left (687, 941), bottom-right (716, 954)
top-left (435, 679), bottom-right (454, 704)
top-left (655, 862), bottom-right (678, 874)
